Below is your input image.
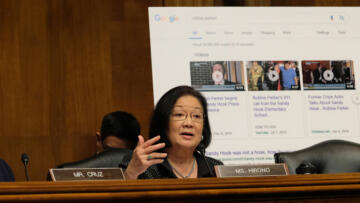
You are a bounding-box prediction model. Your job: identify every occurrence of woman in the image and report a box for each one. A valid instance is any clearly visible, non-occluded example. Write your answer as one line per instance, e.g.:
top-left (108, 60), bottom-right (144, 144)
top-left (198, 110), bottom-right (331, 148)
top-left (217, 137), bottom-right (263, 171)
top-left (123, 86), bottom-right (223, 179)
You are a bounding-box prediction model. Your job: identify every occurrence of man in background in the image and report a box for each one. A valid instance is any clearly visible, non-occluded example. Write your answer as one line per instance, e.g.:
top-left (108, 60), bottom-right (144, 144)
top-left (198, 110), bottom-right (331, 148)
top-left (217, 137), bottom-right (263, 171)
top-left (96, 111), bottom-right (140, 152)
top-left (54, 111), bottom-right (140, 170)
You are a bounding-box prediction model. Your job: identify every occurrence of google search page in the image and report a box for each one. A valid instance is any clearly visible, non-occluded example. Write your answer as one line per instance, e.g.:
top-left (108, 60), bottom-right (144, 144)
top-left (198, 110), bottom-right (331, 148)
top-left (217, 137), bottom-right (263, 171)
top-left (149, 7), bottom-right (360, 164)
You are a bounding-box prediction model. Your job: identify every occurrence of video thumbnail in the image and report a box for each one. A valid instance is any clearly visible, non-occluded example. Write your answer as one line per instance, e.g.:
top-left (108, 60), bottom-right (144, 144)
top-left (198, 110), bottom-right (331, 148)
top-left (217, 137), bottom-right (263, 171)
top-left (190, 61), bottom-right (245, 91)
top-left (302, 60), bottom-right (355, 90)
top-left (246, 61), bottom-right (301, 91)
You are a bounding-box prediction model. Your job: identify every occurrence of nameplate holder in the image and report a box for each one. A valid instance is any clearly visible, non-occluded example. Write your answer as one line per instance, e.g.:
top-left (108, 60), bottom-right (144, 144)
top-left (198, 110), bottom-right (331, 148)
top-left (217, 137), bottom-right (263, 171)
top-left (49, 168), bottom-right (125, 181)
top-left (214, 163), bottom-right (289, 178)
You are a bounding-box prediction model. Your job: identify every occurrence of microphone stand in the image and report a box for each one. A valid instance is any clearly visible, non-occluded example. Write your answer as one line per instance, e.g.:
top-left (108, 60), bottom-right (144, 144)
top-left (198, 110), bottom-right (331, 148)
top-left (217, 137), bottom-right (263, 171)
top-left (21, 153), bottom-right (30, 181)
top-left (198, 144), bottom-right (215, 177)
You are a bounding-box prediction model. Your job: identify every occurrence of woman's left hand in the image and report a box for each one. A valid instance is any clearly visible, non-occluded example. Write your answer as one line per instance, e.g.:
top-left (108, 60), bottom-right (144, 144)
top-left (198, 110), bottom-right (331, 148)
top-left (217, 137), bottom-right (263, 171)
top-left (124, 135), bottom-right (167, 179)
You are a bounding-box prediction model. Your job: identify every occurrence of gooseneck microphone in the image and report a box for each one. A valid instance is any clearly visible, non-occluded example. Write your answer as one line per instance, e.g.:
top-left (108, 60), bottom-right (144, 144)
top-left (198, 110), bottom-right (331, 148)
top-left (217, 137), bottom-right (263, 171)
top-left (21, 153), bottom-right (30, 181)
top-left (198, 144), bottom-right (215, 177)
top-left (296, 161), bottom-right (317, 174)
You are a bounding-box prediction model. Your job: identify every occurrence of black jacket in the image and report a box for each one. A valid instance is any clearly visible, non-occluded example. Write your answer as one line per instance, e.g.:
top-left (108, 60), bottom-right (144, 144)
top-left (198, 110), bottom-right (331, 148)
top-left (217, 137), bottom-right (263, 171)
top-left (0, 159), bottom-right (14, 182)
top-left (120, 151), bottom-right (223, 179)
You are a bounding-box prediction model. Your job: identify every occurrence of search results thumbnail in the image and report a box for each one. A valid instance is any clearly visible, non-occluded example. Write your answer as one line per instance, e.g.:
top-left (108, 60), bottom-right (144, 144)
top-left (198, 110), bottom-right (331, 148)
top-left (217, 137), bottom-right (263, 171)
top-left (302, 60), bottom-right (355, 90)
top-left (246, 61), bottom-right (300, 91)
top-left (190, 61), bottom-right (245, 91)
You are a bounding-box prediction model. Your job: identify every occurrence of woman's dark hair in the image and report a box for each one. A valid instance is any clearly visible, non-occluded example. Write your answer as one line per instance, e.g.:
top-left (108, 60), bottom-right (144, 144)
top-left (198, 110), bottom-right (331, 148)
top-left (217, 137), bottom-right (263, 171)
top-left (100, 111), bottom-right (140, 149)
top-left (149, 86), bottom-right (211, 152)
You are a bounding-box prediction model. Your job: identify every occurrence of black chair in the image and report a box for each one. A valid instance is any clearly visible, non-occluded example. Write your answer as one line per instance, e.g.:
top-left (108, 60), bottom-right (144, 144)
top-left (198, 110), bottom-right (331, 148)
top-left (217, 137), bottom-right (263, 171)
top-left (57, 148), bottom-right (132, 168)
top-left (0, 158), bottom-right (14, 181)
top-left (274, 140), bottom-right (360, 174)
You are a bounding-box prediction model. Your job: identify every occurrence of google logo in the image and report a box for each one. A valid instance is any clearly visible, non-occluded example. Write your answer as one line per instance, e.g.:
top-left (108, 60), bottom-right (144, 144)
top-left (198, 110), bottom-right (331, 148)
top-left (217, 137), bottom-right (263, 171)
top-left (154, 14), bottom-right (179, 23)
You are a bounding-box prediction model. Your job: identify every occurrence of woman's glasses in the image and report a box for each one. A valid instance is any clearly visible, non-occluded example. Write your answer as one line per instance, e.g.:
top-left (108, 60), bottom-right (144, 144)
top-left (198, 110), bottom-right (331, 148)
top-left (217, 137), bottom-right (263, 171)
top-left (171, 110), bottom-right (204, 123)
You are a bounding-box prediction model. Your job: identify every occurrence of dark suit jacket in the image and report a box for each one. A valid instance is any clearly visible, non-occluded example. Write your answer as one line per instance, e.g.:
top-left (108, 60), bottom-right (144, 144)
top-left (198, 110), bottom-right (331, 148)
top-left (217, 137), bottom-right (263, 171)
top-left (0, 159), bottom-right (14, 181)
top-left (119, 151), bottom-right (223, 179)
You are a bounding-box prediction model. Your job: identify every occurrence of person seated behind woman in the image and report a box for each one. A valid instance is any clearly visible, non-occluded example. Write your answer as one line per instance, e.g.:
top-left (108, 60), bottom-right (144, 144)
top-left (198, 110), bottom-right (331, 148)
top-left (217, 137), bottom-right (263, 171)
top-left (122, 86), bottom-right (223, 179)
top-left (54, 111), bottom-right (140, 170)
top-left (96, 111), bottom-right (140, 152)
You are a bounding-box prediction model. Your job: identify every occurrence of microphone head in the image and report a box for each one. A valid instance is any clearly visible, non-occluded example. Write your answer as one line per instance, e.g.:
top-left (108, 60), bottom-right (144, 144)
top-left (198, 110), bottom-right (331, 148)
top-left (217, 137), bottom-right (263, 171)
top-left (197, 143), bottom-right (206, 155)
top-left (21, 153), bottom-right (29, 164)
top-left (296, 161), bottom-right (317, 174)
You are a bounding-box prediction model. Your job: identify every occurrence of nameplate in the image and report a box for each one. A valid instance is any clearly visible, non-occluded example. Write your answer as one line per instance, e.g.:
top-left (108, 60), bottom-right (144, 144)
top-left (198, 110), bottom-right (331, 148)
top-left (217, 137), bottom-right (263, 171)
top-left (49, 168), bottom-right (125, 181)
top-left (214, 164), bottom-right (288, 178)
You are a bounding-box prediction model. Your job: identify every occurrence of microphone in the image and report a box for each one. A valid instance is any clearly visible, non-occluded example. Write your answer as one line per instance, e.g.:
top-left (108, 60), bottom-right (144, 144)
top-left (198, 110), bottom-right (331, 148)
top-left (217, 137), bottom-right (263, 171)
top-left (21, 153), bottom-right (30, 181)
top-left (198, 143), bottom-right (215, 177)
top-left (296, 161), bottom-right (317, 174)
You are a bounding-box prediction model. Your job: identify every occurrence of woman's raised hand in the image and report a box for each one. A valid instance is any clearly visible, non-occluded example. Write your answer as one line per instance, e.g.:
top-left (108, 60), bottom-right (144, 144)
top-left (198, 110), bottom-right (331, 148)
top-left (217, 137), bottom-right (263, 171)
top-left (124, 135), bottom-right (167, 180)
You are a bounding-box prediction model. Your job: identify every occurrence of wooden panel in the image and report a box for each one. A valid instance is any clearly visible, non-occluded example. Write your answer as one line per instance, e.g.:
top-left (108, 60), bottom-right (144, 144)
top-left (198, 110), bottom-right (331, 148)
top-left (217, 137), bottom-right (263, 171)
top-left (109, 0), bottom-right (162, 139)
top-left (0, 0), bottom-right (163, 181)
top-left (0, 0), bottom-right (359, 182)
top-left (0, 0), bottom-right (114, 181)
top-left (47, 0), bottom-right (113, 179)
top-left (0, 0), bottom-right (52, 181)
top-left (0, 173), bottom-right (360, 202)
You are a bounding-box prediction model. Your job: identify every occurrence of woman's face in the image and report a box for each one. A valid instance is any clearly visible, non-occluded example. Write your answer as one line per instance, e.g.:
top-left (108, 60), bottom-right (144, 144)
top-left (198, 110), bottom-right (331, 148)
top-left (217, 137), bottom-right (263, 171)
top-left (167, 95), bottom-right (204, 151)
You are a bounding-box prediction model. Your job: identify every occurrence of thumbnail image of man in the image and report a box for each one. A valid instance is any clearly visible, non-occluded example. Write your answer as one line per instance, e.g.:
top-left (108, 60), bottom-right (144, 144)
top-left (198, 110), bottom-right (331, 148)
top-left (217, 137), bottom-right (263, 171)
top-left (312, 63), bottom-right (326, 84)
top-left (264, 63), bottom-right (279, 90)
top-left (327, 65), bottom-right (340, 83)
top-left (278, 61), bottom-right (298, 90)
top-left (344, 61), bottom-right (352, 83)
top-left (265, 63), bottom-right (281, 90)
top-left (211, 62), bottom-right (234, 85)
top-left (302, 68), bottom-right (314, 84)
top-left (331, 61), bottom-right (344, 83)
top-left (248, 61), bottom-right (264, 90)
top-left (274, 63), bottom-right (282, 90)
top-left (290, 61), bottom-right (300, 82)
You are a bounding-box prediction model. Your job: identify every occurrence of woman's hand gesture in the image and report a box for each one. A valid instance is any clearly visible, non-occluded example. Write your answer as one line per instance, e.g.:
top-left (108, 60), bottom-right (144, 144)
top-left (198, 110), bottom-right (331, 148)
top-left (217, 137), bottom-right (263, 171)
top-left (124, 135), bottom-right (167, 180)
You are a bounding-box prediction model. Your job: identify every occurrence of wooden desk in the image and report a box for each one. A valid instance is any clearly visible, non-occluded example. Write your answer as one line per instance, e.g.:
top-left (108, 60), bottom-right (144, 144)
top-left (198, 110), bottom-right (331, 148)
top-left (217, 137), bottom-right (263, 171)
top-left (1, 173), bottom-right (360, 202)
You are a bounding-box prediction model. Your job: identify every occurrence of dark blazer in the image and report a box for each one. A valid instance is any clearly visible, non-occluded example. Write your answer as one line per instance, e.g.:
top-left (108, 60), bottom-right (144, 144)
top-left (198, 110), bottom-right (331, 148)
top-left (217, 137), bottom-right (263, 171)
top-left (0, 158), bottom-right (14, 182)
top-left (312, 68), bottom-right (323, 84)
top-left (57, 148), bottom-right (132, 168)
top-left (120, 151), bottom-right (223, 179)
